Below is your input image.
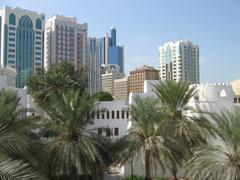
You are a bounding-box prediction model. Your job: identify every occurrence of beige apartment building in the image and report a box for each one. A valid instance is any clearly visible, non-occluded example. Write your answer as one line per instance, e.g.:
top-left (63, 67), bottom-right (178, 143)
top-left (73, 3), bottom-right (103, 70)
top-left (44, 15), bottom-right (88, 68)
top-left (114, 77), bottom-right (129, 102)
top-left (101, 71), bottom-right (124, 95)
top-left (129, 65), bottom-right (159, 93)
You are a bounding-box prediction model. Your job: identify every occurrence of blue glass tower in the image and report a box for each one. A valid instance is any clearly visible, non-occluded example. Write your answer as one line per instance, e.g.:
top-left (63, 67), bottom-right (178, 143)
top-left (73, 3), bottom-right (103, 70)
top-left (16, 16), bottom-right (34, 88)
top-left (108, 46), bottom-right (124, 73)
top-left (0, 7), bottom-right (45, 88)
top-left (110, 26), bottom-right (116, 46)
top-left (101, 27), bottom-right (124, 73)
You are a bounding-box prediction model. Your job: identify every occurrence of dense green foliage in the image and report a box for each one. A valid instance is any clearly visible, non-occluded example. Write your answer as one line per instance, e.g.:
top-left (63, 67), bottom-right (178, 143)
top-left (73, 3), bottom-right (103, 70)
top-left (94, 91), bottom-right (113, 101)
top-left (27, 61), bottom-right (88, 109)
top-left (186, 108), bottom-right (240, 180)
top-left (0, 89), bottom-right (43, 179)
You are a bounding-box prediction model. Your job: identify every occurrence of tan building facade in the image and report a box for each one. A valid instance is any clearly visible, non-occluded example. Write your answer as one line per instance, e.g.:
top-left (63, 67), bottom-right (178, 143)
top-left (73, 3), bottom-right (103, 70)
top-left (231, 79), bottom-right (240, 104)
top-left (101, 72), bottom-right (124, 95)
top-left (44, 15), bottom-right (88, 68)
top-left (129, 65), bottom-right (159, 93)
top-left (114, 77), bottom-right (129, 102)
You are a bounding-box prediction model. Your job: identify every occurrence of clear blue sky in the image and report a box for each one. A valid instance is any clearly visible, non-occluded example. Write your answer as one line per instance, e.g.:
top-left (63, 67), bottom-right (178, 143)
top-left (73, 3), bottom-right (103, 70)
top-left (2, 0), bottom-right (240, 83)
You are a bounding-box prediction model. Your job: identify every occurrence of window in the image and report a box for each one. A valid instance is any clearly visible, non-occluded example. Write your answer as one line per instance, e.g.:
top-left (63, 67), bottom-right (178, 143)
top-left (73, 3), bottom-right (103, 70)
top-left (8, 60), bottom-right (15, 64)
top-left (126, 111), bottom-right (129, 119)
top-left (116, 111), bottom-right (120, 119)
top-left (36, 36), bottom-right (42, 40)
top-left (35, 62), bottom-right (41, 66)
top-left (35, 52), bottom-right (41, 55)
top-left (8, 54), bottom-right (15, 58)
top-left (114, 128), bottom-right (119, 136)
top-left (9, 32), bottom-right (15, 36)
top-left (96, 111), bottom-right (100, 119)
top-left (9, 43), bottom-right (15, 47)
top-left (107, 111), bottom-right (110, 119)
top-left (9, 38), bottom-right (15, 41)
top-left (121, 111), bottom-right (125, 119)
top-left (8, 49), bottom-right (15, 53)
top-left (36, 18), bottom-right (42, 29)
top-left (111, 111), bottom-right (115, 119)
top-left (234, 98), bottom-right (238, 103)
top-left (9, 13), bottom-right (16, 25)
top-left (35, 47), bottom-right (41, 50)
top-left (36, 31), bottom-right (42, 35)
top-left (101, 112), bottom-right (105, 119)
top-left (9, 27), bottom-right (15, 30)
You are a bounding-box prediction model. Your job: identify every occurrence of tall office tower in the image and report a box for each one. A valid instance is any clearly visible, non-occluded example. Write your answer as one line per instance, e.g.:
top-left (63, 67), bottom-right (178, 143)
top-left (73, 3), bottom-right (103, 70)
top-left (101, 71), bottom-right (124, 96)
top-left (159, 40), bottom-right (200, 83)
top-left (0, 6), bottom-right (45, 88)
top-left (110, 26), bottom-right (116, 46)
top-left (129, 65), bottom-right (159, 93)
top-left (44, 15), bottom-right (87, 68)
top-left (87, 37), bottom-right (101, 94)
top-left (114, 77), bottom-right (129, 102)
top-left (99, 27), bottom-right (124, 73)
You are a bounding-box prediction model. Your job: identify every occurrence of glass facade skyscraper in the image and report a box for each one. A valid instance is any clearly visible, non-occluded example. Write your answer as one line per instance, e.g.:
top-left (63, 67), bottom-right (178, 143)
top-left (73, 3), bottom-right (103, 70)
top-left (0, 7), bottom-right (45, 88)
top-left (108, 46), bottom-right (124, 73)
top-left (100, 27), bottom-right (124, 73)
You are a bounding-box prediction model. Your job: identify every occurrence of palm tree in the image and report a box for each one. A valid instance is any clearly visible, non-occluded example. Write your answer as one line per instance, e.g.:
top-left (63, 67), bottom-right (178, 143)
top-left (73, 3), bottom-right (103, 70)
top-left (27, 61), bottom-right (88, 109)
top-left (0, 89), bottom-right (43, 179)
top-left (113, 96), bottom-right (183, 180)
top-left (186, 108), bottom-right (240, 180)
top-left (154, 81), bottom-right (215, 179)
top-left (43, 90), bottom-right (108, 179)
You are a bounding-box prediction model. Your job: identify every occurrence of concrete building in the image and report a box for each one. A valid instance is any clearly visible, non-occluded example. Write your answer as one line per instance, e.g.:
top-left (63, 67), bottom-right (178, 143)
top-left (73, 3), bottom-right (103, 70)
top-left (0, 65), bottom-right (17, 88)
top-left (90, 101), bottom-right (130, 139)
top-left (101, 64), bottom-right (120, 74)
top-left (0, 6), bottom-right (45, 87)
top-left (44, 15), bottom-right (87, 68)
top-left (231, 79), bottom-right (240, 104)
top-left (159, 40), bottom-right (200, 83)
top-left (114, 77), bottom-right (129, 102)
top-left (87, 37), bottom-right (101, 94)
top-left (100, 27), bottom-right (124, 73)
top-left (101, 71), bottom-right (124, 95)
top-left (129, 65), bottom-right (159, 93)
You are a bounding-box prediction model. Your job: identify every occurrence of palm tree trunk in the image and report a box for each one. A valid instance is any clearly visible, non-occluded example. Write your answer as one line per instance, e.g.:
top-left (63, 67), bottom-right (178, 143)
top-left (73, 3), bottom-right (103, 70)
top-left (172, 165), bottom-right (178, 180)
top-left (145, 150), bottom-right (151, 180)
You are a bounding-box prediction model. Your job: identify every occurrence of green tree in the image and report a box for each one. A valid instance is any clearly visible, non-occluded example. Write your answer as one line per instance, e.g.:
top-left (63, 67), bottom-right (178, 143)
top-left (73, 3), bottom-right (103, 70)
top-left (186, 108), bottom-right (240, 180)
top-left (27, 61), bottom-right (88, 109)
top-left (42, 90), bottom-right (108, 179)
top-left (94, 91), bottom-right (113, 101)
top-left (113, 96), bottom-right (182, 180)
top-left (154, 81), bottom-right (215, 179)
top-left (0, 89), bottom-right (43, 179)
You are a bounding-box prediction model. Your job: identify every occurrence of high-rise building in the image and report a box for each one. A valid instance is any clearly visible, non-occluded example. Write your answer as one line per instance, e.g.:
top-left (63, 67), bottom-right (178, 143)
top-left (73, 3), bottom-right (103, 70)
top-left (101, 64), bottom-right (120, 74)
top-left (101, 71), bottom-right (124, 96)
top-left (100, 27), bottom-right (124, 73)
top-left (129, 65), bottom-right (159, 93)
top-left (159, 40), bottom-right (200, 83)
top-left (0, 6), bottom-right (45, 88)
top-left (44, 15), bottom-right (87, 68)
top-left (87, 37), bottom-right (101, 94)
top-left (114, 77), bottom-right (129, 102)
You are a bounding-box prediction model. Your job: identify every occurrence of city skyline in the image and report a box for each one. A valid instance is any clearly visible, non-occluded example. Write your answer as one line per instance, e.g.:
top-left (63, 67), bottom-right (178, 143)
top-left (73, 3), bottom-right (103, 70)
top-left (2, 0), bottom-right (240, 83)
